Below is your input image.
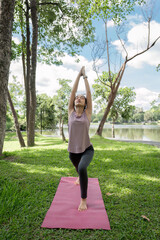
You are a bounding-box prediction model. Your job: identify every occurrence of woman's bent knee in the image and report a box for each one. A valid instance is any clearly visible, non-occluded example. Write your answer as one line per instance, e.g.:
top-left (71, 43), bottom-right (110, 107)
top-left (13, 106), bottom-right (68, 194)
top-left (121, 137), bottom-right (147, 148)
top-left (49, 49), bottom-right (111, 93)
top-left (78, 166), bottom-right (86, 175)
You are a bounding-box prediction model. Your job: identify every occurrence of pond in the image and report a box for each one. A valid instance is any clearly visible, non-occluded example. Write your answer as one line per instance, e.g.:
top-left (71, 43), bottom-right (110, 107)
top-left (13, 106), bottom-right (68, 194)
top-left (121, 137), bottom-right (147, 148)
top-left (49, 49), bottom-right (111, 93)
top-left (41, 124), bottom-right (160, 142)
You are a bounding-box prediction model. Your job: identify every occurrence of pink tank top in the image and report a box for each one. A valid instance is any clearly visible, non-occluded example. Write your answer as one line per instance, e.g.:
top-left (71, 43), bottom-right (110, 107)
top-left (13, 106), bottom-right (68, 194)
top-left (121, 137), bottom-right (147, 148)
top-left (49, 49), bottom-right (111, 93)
top-left (68, 111), bottom-right (91, 153)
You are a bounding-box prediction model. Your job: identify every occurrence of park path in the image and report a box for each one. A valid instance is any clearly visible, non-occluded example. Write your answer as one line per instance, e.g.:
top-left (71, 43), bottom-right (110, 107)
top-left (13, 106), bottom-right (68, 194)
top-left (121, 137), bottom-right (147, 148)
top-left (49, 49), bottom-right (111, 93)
top-left (107, 138), bottom-right (160, 148)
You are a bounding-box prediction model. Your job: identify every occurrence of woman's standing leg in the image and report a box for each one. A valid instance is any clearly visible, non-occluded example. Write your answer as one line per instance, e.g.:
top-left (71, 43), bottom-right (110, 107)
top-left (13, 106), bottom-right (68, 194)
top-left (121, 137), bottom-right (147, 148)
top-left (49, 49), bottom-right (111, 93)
top-left (78, 146), bottom-right (94, 210)
top-left (69, 152), bottom-right (81, 184)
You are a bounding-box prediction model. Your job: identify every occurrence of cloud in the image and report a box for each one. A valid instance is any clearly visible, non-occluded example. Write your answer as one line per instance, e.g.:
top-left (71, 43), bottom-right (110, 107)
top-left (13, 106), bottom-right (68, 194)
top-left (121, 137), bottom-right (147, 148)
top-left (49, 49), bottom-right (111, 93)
top-left (126, 14), bottom-right (144, 27)
top-left (12, 36), bottom-right (21, 44)
top-left (112, 20), bottom-right (160, 68)
top-left (9, 54), bottom-right (98, 97)
top-left (133, 88), bottom-right (159, 110)
top-left (9, 60), bottom-right (24, 86)
top-left (107, 20), bottom-right (114, 28)
top-left (9, 58), bottom-right (159, 112)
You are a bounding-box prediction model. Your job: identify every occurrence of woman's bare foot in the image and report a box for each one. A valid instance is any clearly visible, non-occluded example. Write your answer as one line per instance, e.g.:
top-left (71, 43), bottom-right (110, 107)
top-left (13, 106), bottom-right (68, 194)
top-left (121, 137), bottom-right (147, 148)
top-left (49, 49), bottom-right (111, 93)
top-left (74, 177), bottom-right (80, 185)
top-left (78, 198), bottom-right (87, 211)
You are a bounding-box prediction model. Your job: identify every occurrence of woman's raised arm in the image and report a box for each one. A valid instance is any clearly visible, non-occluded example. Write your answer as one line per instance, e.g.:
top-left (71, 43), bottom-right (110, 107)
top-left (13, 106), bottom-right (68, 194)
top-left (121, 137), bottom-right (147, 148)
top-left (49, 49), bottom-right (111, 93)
top-left (68, 68), bottom-right (82, 118)
top-left (82, 67), bottom-right (92, 122)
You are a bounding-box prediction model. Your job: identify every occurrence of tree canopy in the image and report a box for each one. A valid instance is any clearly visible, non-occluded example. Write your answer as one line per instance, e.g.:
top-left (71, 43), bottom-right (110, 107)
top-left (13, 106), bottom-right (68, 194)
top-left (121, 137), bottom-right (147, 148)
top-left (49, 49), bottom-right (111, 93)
top-left (72, 0), bottom-right (145, 22)
top-left (13, 0), bottom-right (95, 65)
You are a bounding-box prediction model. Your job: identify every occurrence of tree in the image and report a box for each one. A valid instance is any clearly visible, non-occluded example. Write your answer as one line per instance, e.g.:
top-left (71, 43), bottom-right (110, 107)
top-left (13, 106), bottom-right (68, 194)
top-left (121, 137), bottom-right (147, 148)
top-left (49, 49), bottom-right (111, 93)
top-left (36, 94), bottom-right (56, 133)
top-left (132, 108), bottom-right (145, 123)
top-left (145, 95), bottom-right (160, 122)
top-left (144, 110), bottom-right (154, 122)
top-left (93, 74), bottom-right (136, 137)
top-left (109, 87), bottom-right (136, 138)
top-left (0, 0), bottom-right (15, 156)
top-left (93, 71), bottom-right (120, 112)
top-left (7, 77), bottom-right (26, 147)
top-left (7, 76), bottom-right (26, 128)
top-left (13, 0), bottom-right (94, 146)
top-left (54, 79), bottom-right (72, 142)
top-left (77, 0), bottom-right (160, 136)
top-left (7, 90), bottom-right (26, 147)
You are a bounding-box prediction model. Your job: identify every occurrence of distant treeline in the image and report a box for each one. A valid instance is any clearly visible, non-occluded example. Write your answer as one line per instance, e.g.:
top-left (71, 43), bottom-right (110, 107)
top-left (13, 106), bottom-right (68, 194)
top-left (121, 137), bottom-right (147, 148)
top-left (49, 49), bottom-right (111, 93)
top-left (92, 106), bottom-right (160, 124)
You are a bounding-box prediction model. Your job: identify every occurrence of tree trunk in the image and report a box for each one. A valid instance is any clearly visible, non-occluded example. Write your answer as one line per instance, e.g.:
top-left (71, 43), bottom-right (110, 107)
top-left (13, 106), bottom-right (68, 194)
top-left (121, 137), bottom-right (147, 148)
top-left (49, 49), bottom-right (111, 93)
top-left (40, 108), bottom-right (43, 134)
top-left (59, 118), bottom-right (61, 135)
top-left (27, 0), bottom-right (38, 146)
top-left (7, 90), bottom-right (26, 147)
top-left (20, 0), bottom-right (27, 89)
top-left (25, 0), bottom-right (31, 136)
top-left (96, 91), bottom-right (117, 136)
top-left (0, 0), bottom-right (15, 156)
top-left (105, 19), bottom-right (111, 82)
top-left (61, 120), bottom-right (66, 142)
top-left (96, 62), bottom-right (126, 136)
top-left (59, 116), bottom-right (66, 142)
top-left (112, 121), bottom-right (115, 138)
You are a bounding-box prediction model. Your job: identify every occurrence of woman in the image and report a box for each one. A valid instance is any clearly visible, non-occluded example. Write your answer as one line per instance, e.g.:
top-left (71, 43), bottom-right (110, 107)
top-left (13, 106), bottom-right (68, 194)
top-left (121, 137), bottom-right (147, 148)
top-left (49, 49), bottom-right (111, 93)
top-left (68, 66), bottom-right (94, 211)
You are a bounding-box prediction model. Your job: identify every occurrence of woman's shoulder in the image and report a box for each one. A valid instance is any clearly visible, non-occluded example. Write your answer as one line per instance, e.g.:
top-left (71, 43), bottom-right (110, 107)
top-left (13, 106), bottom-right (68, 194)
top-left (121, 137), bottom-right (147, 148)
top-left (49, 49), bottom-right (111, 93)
top-left (84, 109), bottom-right (92, 122)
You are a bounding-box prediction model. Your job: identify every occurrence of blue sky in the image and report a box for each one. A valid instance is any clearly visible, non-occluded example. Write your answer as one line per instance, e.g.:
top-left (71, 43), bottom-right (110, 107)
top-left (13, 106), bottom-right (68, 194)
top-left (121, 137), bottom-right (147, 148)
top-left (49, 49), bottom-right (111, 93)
top-left (80, 4), bottom-right (160, 90)
top-left (10, 1), bottom-right (160, 111)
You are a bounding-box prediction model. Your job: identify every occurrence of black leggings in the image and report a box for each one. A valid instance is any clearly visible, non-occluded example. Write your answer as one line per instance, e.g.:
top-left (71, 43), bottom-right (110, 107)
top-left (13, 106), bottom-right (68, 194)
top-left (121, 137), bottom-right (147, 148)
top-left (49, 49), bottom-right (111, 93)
top-left (69, 145), bottom-right (94, 199)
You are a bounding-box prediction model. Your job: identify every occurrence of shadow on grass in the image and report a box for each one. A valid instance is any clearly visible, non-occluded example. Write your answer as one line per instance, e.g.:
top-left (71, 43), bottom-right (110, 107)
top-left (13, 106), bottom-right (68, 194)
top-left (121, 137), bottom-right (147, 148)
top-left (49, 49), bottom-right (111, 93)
top-left (2, 140), bottom-right (160, 203)
top-left (1, 135), bottom-right (160, 239)
top-left (34, 136), bottom-right (65, 147)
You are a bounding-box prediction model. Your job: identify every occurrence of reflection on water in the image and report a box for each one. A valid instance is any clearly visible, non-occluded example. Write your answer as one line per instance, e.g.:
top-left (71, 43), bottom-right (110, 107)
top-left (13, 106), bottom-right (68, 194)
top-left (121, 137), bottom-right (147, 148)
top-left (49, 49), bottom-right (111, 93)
top-left (99, 128), bottom-right (160, 141)
top-left (41, 124), bottom-right (160, 142)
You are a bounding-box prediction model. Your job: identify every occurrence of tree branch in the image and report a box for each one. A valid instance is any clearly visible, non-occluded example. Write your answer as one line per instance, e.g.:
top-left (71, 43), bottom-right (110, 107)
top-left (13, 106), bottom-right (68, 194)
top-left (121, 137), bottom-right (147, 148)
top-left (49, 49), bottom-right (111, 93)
top-left (147, 18), bottom-right (151, 49)
top-left (38, 2), bottom-right (59, 6)
top-left (116, 29), bottom-right (128, 58)
top-left (105, 19), bottom-right (111, 81)
top-left (93, 66), bottom-right (110, 87)
top-left (37, 2), bottom-right (63, 12)
top-left (99, 78), bottom-right (111, 88)
top-left (112, 64), bottom-right (124, 90)
top-left (115, 62), bottom-right (126, 92)
top-left (17, 3), bottom-right (26, 13)
top-left (25, 0), bottom-right (30, 10)
top-left (127, 36), bottom-right (160, 63)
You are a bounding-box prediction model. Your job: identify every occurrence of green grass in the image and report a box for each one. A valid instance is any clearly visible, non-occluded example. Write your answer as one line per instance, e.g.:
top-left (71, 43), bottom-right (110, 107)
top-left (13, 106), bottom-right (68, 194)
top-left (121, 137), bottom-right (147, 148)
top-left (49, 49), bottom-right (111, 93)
top-left (0, 133), bottom-right (160, 240)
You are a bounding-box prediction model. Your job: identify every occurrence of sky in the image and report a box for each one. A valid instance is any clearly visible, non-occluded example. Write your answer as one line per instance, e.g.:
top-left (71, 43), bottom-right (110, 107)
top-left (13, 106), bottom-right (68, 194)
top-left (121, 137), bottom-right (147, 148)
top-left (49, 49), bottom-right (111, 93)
top-left (10, 1), bottom-right (160, 111)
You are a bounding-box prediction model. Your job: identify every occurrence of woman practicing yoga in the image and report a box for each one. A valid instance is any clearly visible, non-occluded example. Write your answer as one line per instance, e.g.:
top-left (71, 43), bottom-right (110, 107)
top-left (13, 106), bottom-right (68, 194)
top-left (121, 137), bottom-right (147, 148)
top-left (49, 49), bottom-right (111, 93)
top-left (68, 66), bottom-right (94, 211)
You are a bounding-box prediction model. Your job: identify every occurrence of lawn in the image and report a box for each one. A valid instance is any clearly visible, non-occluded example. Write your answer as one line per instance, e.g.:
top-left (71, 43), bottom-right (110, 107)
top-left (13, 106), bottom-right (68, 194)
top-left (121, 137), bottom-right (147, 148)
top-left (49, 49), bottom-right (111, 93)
top-left (0, 133), bottom-right (160, 240)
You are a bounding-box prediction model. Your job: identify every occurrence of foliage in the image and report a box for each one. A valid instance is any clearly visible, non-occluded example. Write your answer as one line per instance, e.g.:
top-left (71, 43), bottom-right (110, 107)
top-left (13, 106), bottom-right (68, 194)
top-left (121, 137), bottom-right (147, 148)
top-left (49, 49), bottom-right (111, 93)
top-left (11, 40), bottom-right (22, 61)
top-left (7, 77), bottom-right (26, 130)
top-left (92, 72), bottom-right (136, 123)
top-left (8, 76), bottom-right (25, 112)
top-left (13, 0), bottom-right (95, 65)
top-left (36, 94), bottom-right (56, 130)
top-left (92, 71), bottom-right (118, 111)
top-left (12, 0), bottom-right (95, 146)
top-left (156, 64), bottom-right (160, 71)
top-left (1, 133), bottom-right (160, 239)
top-left (132, 108), bottom-right (145, 123)
top-left (92, 109), bottom-right (104, 123)
top-left (109, 87), bottom-right (136, 123)
top-left (73, 0), bottom-right (145, 23)
top-left (54, 79), bottom-right (72, 125)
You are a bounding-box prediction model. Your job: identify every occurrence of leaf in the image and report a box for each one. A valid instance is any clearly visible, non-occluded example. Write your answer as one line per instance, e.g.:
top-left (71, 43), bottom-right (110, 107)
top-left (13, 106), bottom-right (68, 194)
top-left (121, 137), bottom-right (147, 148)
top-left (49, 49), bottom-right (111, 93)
top-left (106, 192), bottom-right (114, 196)
top-left (141, 215), bottom-right (150, 222)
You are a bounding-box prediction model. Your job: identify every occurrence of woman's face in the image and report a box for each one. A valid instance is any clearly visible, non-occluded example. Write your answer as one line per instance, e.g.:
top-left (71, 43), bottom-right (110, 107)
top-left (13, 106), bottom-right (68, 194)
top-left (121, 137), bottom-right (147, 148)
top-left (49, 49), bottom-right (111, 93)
top-left (74, 95), bottom-right (86, 108)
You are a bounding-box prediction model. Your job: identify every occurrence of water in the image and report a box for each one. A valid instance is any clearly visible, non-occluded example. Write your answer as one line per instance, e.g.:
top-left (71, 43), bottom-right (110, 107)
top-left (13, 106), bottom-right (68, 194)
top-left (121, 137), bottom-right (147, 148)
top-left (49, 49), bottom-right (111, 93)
top-left (41, 124), bottom-right (160, 142)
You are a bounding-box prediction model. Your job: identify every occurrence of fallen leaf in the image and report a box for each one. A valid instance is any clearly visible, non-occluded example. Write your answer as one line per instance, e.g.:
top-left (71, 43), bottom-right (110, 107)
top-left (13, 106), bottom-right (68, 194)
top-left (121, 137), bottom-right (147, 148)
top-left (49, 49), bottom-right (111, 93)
top-left (106, 192), bottom-right (114, 196)
top-left (141, 215), bottom-right (150, 222)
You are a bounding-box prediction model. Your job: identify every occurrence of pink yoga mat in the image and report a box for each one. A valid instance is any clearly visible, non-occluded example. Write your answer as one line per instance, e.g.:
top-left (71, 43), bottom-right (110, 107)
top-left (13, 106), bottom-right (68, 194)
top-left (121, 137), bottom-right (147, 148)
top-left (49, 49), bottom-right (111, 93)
top-left (41, 177), bottom-right (111, 230)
